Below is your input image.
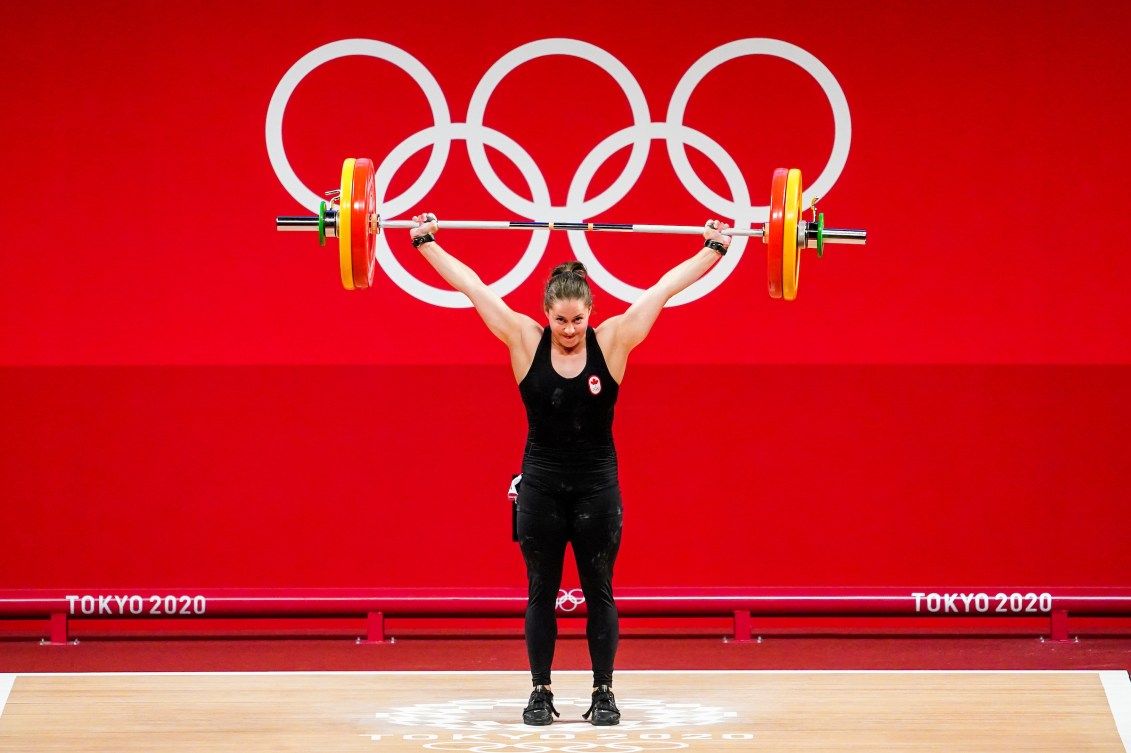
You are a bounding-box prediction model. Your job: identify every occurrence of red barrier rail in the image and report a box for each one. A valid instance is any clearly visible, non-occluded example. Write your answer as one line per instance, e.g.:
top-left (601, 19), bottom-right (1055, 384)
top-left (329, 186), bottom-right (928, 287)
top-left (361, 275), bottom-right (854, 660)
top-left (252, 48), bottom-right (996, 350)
top-left (1, 587), bottom-right (1128, 644)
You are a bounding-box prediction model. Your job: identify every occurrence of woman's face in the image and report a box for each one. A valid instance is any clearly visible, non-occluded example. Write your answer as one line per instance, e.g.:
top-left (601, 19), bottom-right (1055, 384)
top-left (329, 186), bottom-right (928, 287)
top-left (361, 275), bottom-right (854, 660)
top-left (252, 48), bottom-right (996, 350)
top-left (546, 298), bottom-right (591, 350)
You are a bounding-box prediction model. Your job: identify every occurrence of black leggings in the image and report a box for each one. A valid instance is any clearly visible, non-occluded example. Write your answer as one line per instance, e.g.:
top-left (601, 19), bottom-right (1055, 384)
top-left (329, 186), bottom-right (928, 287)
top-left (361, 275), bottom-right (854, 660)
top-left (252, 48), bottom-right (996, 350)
top-left (516, 481), bottom-right (623, 687)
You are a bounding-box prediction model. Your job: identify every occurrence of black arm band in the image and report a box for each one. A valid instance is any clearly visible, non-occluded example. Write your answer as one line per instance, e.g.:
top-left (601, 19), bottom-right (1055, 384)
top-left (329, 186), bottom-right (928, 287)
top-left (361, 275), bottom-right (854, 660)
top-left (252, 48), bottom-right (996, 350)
top-left (412, 233), bottom-right (436, 248)
top-left (704, 239), bottom-right (728, 255)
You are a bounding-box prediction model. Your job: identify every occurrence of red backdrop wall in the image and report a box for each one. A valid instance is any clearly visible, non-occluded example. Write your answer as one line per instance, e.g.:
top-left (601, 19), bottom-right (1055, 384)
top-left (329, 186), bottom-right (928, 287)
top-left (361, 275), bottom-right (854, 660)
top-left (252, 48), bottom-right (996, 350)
top-left (1, 1), bottom-right (1129, 593)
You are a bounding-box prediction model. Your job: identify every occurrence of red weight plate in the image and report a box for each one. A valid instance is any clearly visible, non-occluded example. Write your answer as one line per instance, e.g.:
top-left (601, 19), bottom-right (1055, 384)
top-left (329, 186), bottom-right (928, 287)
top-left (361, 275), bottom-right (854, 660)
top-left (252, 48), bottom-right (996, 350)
top-left (350, 158), bottom-right (377, 289)
top-left (767, 168), bottom-right (789, 299)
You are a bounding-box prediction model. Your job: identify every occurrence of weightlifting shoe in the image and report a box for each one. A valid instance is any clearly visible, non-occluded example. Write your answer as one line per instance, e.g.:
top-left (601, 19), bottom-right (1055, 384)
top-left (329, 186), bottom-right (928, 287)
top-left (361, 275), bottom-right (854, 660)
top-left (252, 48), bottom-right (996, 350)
top-left (582, 685), bottom-right (620, 725)
top-left (522, 685), bottom-right (559, 725)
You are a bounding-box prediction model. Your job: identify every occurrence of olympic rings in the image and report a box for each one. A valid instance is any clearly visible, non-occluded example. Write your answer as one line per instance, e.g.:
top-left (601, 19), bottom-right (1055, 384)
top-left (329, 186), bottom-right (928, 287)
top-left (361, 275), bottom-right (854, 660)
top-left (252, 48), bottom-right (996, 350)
top-left (555, 588), bottom-right (585, 612)
top-left (267, 37), bottom-right (852, 308)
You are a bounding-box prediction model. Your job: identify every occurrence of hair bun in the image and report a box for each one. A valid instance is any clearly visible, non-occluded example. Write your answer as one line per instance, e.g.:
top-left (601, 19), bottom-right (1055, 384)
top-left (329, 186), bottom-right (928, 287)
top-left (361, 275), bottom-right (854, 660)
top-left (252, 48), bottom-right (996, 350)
top-left (544, 261), bottom-right (593, 310)
top-left (550, 261), bottom-right (588, 279)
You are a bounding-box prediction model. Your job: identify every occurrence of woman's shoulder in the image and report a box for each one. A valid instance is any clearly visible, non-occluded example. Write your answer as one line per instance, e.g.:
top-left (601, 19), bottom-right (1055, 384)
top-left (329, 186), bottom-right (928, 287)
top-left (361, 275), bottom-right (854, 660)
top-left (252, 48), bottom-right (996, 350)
top-left (594, 316), bottom-right (619, 345)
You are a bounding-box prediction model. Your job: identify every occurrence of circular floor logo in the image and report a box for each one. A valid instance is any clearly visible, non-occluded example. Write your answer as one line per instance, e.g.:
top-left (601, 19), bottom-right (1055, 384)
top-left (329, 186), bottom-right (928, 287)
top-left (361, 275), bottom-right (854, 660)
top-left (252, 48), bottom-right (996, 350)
top-left (366, 694), bottom-right (751, 751)
top-left (373, 695), bottom-right (734, 732)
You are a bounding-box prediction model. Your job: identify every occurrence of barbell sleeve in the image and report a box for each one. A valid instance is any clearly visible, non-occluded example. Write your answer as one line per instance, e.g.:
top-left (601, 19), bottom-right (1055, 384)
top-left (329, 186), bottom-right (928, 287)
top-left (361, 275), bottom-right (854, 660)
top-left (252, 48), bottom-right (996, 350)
top-left (277, 216), bottom-right (321, 231)
top-left (816, 228), bottom-right (866, 246)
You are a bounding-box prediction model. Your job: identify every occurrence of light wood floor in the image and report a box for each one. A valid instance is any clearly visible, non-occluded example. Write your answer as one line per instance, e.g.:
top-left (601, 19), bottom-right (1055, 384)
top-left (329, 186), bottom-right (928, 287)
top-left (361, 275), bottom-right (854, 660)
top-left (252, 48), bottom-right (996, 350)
top-left (1, 670), bottom-right (1128, 752)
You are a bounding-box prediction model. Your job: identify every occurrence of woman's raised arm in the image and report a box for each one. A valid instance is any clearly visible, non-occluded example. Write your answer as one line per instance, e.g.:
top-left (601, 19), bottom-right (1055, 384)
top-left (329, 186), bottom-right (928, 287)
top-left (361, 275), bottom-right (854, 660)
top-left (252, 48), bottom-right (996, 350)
top-left (597, 220), bottom-right (731, 381)
top-left (411, 214), bottom-right (542, 378)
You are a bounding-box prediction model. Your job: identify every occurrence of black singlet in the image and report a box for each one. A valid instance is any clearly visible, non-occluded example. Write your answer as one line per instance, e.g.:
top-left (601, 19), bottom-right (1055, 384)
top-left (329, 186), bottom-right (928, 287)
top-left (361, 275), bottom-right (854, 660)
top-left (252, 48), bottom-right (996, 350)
top-left (517, 326), bottom-right (619, 494)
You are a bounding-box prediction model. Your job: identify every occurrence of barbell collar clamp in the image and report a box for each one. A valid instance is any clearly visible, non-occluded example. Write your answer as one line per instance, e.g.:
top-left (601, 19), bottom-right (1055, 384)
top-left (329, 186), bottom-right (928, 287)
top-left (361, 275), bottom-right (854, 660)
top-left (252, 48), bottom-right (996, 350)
top-left (278, 215), bottom-right (338, 238)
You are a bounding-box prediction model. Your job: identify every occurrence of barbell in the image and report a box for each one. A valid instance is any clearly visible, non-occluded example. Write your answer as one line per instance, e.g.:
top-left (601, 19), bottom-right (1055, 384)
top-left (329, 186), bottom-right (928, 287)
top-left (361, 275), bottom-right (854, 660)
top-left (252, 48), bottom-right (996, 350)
top-left (276, 157), bottom-right (867, 300)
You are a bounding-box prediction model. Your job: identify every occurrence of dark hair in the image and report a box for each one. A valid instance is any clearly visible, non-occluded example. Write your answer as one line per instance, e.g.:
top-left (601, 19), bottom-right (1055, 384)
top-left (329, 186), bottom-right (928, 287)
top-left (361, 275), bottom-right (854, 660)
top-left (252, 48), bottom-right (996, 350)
top-left (543, 261), bottom-right (593, 311)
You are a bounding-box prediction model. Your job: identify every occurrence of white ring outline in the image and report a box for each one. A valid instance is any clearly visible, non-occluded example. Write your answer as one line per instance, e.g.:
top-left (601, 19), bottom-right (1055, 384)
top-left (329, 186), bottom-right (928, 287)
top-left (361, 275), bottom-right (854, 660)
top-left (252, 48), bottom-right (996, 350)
top-left (464, 38), bottom-right (652, 221)
top-left (265, 39), bottom-right (451, 214)
top-left (373, 123), bottom-right (551, 308)
top-left (567, 122), bottom-right (751, 306)
top-left (666, 38), bottom-right (851, 215)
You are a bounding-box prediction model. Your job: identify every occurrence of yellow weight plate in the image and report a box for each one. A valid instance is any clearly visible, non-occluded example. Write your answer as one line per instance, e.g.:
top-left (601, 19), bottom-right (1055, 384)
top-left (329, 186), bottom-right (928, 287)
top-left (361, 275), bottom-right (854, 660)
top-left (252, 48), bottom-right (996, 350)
top-left (782, 168), bottom-right (803, 301)
top-left (339, 158), bottom-right (357, 290)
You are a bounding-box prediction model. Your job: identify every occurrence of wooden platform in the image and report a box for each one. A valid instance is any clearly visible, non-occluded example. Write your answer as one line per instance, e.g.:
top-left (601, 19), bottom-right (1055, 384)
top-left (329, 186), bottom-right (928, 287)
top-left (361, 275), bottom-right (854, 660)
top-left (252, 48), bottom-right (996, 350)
top-left (1, 670), bottom-right (1129, 751)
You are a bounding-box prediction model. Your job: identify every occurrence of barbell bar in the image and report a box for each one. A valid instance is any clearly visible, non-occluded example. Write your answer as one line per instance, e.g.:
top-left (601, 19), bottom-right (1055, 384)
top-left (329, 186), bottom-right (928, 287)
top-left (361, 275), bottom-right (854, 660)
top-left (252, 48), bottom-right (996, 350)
top-left (276, 157), bottom-right (867, 298)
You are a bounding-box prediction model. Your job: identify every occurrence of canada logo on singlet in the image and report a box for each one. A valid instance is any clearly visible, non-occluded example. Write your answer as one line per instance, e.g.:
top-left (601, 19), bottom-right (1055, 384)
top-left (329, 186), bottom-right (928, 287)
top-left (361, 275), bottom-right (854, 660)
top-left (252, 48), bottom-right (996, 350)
top-left (588, 375), bottom-right (602, 395)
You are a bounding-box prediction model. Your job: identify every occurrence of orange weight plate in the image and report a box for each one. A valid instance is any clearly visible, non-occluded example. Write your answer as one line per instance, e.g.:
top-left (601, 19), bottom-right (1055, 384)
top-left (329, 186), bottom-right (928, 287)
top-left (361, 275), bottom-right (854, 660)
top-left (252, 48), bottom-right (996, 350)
top-left (350, 158), bottom-right (377, 289)
top-left (767, 168), bottom-right (789, 299)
